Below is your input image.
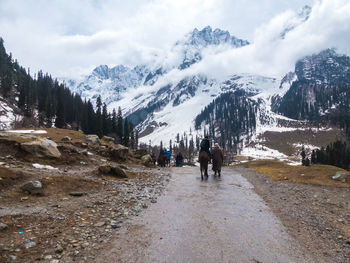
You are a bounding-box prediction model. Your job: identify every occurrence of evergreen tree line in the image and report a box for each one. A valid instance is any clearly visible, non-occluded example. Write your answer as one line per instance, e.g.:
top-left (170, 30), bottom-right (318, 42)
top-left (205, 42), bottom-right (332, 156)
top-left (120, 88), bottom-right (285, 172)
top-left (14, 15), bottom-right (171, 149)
top-left (306, 141), bottom-right (350, 170)
top-left (0, 37), bottom-right (137, 147)
top-left (194, 90), bottom-right (257, 151)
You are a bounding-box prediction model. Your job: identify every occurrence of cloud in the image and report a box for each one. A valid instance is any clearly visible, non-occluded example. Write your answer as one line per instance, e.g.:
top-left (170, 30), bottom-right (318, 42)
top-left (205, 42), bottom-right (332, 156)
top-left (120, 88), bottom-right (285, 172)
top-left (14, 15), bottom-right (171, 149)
top-left (0, 0), bottom-right (315, 78)
top-left (189, 0), bottom-right (350, 79)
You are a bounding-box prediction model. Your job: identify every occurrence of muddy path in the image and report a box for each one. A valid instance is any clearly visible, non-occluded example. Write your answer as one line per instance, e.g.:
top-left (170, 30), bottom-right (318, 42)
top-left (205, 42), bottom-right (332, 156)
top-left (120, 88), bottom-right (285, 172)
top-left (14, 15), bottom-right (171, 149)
top-left (98, 167), bottom-right (316, 263)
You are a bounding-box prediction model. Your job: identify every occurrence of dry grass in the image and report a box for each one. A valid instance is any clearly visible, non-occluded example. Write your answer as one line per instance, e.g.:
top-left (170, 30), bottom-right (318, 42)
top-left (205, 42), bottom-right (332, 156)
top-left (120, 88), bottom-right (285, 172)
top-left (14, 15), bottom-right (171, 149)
top-left (239, 160), bottom-right (350, 187)
top-left (39, 128), bottom-right (84, 143)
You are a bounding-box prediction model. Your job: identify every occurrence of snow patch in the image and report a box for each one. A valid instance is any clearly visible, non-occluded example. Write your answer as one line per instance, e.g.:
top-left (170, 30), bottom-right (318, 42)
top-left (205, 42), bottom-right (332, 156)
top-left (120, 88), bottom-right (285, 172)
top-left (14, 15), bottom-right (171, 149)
top-left (240, 144), bottom-right (287, 160)
top-left (32, 163), bottom-right (58, 170)
top-left (5, 130), bottom-right (47, 134)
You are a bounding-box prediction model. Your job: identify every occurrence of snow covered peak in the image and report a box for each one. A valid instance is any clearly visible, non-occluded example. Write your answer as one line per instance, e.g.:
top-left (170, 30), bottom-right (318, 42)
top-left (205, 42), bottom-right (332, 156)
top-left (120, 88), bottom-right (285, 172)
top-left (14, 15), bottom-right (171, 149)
top-left (280, 5), bottom-right (312, 39)
top-left (92, 65), bottom-right (110, 79)
top-left (186, 26), bottom-right (249, 48)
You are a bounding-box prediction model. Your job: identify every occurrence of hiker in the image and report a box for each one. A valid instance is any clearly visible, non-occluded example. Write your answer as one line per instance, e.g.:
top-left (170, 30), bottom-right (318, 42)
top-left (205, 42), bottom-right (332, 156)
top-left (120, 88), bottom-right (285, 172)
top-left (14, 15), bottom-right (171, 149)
top-left (199, 136), bottom-right (212, 160)
top-left (175, 152), bottom-right (184, 167)
top-left (212, 143), bottom-right (224, 177)
top-left (163, 148), bottom-right (171, 166)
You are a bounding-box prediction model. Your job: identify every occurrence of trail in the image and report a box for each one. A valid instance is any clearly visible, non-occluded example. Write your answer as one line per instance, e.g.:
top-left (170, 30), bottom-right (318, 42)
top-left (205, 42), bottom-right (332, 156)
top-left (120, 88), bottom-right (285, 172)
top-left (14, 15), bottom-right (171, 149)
top-left (98, 167), bottom-right (315, 263)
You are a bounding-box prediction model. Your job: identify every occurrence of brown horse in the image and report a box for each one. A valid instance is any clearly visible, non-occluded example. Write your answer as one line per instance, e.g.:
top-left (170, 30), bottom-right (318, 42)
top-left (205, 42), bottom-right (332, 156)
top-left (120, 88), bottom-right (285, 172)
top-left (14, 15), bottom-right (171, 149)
top-left (199, 151), bottom-right (210, 180)
top-left (157, 153), bottom-right (168, 167)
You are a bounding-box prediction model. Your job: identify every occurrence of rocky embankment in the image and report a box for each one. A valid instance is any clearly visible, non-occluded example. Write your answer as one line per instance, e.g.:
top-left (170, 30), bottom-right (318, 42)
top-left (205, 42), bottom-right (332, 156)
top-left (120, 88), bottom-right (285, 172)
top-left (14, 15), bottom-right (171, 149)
top-left (0, 129), bottom-right (169, 262)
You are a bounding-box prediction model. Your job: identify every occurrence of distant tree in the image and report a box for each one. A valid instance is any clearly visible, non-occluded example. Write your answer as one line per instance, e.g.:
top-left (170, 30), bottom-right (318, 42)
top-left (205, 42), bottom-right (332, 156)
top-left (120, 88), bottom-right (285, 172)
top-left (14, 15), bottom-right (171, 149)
top-left (55, 88), bottom-right (65, 128)
top-left (116, 107), bottom-right (123, 143)
top-left (123, 118), bottom-right (130, 147)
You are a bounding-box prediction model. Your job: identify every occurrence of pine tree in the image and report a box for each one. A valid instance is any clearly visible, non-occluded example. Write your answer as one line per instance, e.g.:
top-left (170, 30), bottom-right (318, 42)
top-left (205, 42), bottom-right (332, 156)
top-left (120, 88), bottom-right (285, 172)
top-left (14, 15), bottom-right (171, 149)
top-left (116, 107), bottom-right (123, 143)
top-left (55, 87), bottom-right (65, 128)
top-left (123, 118), bottom-right (130, 147)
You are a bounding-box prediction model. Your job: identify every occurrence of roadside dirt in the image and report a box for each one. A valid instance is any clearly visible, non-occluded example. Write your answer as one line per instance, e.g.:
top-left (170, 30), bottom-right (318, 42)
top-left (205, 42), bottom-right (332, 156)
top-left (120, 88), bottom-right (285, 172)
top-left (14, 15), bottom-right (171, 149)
top-left (0, 130), bottom-right (170, 263)
top-left (240, 167), bottom-right (350, 263)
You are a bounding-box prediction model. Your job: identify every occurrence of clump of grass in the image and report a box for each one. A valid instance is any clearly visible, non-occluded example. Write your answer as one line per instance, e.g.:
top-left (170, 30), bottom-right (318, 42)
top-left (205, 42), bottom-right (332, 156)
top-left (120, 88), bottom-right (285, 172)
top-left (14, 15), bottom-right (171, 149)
top-left (241, 160), bottom-right (350, 187)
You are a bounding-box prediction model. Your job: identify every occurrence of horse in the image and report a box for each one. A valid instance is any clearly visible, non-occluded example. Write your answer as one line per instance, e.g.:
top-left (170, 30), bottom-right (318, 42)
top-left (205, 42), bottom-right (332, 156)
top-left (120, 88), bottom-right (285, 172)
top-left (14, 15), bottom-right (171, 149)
top-left (157, 153), bottom-right (168, 167)
top-left (199, 151), bottom-right (210, 180)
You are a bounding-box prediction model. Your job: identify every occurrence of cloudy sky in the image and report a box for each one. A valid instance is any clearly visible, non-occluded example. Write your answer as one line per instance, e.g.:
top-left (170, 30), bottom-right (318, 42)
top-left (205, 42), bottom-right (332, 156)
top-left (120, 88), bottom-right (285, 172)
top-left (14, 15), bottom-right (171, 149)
top-left (1, 0), bottom-right (349, 79)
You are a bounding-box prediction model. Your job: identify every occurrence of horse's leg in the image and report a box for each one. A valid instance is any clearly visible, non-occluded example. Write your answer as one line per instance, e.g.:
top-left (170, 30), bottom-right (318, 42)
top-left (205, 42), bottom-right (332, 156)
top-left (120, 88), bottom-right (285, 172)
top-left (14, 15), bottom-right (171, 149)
top-left (205, 163), bottom-right (208, 178)
top-left (200, 164), bottom-right (203, 180)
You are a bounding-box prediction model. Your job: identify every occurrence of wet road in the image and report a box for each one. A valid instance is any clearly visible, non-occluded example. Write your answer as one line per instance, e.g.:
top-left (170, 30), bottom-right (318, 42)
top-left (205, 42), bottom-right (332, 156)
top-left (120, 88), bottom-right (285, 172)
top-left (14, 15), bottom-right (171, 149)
top-left (99, 167), bottom-right (315, 263)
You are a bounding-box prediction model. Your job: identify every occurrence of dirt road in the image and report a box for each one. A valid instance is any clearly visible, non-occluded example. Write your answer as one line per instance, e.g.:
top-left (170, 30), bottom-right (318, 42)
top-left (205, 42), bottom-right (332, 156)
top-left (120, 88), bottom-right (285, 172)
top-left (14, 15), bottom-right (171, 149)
top-left (98, 167), bottom-right (316, 263)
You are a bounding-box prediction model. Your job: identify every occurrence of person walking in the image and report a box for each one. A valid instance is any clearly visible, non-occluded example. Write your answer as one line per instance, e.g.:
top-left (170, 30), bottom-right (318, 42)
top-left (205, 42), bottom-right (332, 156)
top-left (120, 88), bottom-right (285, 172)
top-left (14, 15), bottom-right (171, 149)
top-left (212, 143), bottom-right (224, 177)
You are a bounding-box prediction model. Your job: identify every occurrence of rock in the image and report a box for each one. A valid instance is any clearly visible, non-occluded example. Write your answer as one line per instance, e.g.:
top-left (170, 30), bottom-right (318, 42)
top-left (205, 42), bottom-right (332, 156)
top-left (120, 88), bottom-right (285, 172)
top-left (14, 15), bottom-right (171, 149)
top-left (25, 241), bottom-right (36, 249)
top-left (61, 136), bottom-right (72, 142)
top-left (21, 138), bottom-right (61, 158)
top-left (101, 136), bottom-right (115, 146)
top-left (21, 181), bottom-right (42, 195)
top-left (84, 135), bottom-right (100, 147)
top-left (347, 238), bottom-right (350, 244)
top-left (110, 166), bottom-right (128, 178)
top-left (332, 172), bottom-right (348, 183)
top-left (109, 144), bottom-right (129, 161)
top-left (0, 223), bottom-right (8, 231)
top-left (9, 255), bottom-right (16, 261)
top-left (69, 192), bottom-right (85, 197)
top-left (94, 221), bottom-right (105, 227)
top-left (134, 149), bottom-right (148, 159)
top-left (141, 154), bottom-right (154, 167)
top-left (98, 164), bottom-right (112, 174)
top-left (98, 164), bottom-right (127, 178)
top-left (55, 244), bottom-right (63, 254)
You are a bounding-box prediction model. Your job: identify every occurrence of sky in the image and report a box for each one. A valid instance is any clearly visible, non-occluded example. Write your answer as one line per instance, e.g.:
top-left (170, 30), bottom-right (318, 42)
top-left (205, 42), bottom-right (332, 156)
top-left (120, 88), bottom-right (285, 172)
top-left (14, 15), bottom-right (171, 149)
top-left (1, 0), bottom-right (349, 79)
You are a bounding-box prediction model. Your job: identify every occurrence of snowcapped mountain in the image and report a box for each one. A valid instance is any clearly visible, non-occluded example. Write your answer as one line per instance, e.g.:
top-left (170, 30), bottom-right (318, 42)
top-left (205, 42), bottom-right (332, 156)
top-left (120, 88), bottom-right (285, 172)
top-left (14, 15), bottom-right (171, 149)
top-left (65, 16), bottom-right (350, 149)
top-left (67, 26), bottom-right (249, 106)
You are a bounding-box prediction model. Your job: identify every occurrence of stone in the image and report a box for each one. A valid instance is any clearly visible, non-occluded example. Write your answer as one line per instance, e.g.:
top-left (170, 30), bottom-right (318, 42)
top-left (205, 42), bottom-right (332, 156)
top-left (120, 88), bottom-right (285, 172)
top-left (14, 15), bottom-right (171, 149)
top-left (94, 221), bottom-right (105, 227)
top-left (9, 255), bottom-right (16, 261)
top-left (61, 136), bottom-right (72, 142)
top-left (0, 223), bottom-right (8, 231)
top-left (332, 172), bottom-right (348, 183)
top-left (101, 136), bottom-right (115, 146)
top-left (21, 181), bottom-right (42, 195)
top-left (69, 192), bottom-right (85, 197)
top-left (21, 137), bottom-right (61, 158)
top-left (98, 164), bottom-right (127, 178)
top-left (98, 164), bottom-right (112, 174)
top-left (109, 144), bottom-right (129, 161)
top-left (84, 135), bottom-right (100, 147)
top-left (25, 241), bottom-right (36, 249)
top-left (55, 244), bottom-right (63, 254)
top-left (141, 154), bottom-right (154, 167)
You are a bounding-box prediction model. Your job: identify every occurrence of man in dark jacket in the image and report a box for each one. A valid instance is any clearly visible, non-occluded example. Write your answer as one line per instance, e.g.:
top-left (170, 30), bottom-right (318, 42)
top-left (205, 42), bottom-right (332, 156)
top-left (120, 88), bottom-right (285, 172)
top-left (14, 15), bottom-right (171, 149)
top-left (175, 152), bottom-right (183, 167)
top-left (200, 136), bottom-right (212, 159)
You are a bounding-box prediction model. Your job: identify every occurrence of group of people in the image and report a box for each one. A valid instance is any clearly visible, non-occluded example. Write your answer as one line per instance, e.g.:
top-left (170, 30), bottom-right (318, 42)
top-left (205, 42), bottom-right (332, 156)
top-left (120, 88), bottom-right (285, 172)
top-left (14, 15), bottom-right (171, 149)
top-left (154, 136), bottom-right (224, 176)
top-left (199, 136), bottom-right (224, 176)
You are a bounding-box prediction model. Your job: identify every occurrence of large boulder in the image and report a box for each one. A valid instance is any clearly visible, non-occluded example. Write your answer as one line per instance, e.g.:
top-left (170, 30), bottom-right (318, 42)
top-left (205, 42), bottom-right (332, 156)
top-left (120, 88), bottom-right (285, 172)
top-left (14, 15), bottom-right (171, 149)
top-left (109, 144), bottom-right (129, 161)
top-left (21, 181), bottom-right (42, 195)
top-left (84, 135), bottom-right (100, 147)
top-left (141, 154), bottom-right (154, 167)
top-left (134, 149), bottom-right (148, 159)
top-left (21, 138), bottom-right (61, 158)
top-left (101, 136), bottom-right (115, 146)
top-left (98, 164), bottom-right (128, 178)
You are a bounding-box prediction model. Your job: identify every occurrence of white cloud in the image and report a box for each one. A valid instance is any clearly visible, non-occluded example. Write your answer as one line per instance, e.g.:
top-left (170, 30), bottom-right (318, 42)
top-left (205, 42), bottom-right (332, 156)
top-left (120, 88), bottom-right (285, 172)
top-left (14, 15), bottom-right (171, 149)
top-left (188, 0), bottom-right (350, 79)
top-left (0, 0), bottom-right (315, 78)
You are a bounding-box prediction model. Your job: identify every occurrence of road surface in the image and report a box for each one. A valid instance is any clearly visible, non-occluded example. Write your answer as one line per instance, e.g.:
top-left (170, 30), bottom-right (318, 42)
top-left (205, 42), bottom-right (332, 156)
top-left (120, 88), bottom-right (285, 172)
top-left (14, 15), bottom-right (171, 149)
top-left (98, 166), bottom-right (315, 263)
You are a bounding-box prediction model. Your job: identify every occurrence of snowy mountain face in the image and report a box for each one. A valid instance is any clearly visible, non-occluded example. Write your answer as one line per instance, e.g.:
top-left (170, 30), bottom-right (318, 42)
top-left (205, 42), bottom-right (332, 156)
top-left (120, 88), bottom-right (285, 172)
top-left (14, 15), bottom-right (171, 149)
top-left (68, 26), bottom-right (249, 105)
top-left (65, 18), bottom-right (348, 148)
top-left (275, 49), bottom-right (350, 120)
